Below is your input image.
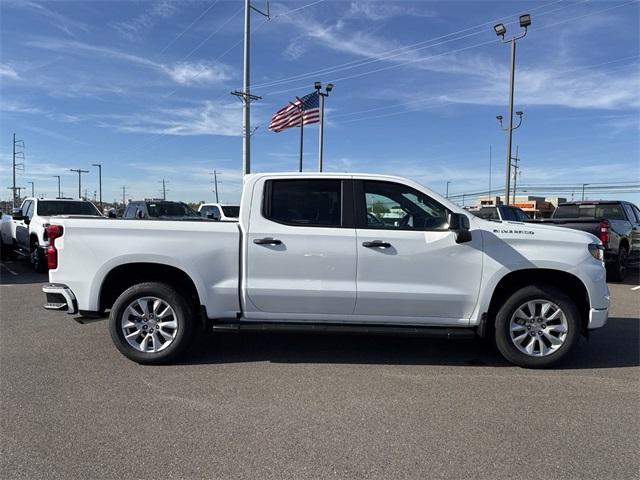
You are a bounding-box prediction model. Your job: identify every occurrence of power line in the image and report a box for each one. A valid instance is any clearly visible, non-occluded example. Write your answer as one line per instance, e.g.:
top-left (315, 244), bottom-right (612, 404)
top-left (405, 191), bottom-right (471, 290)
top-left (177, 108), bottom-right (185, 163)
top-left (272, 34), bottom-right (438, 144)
top-left (157, 0), bottom-right (222, 55)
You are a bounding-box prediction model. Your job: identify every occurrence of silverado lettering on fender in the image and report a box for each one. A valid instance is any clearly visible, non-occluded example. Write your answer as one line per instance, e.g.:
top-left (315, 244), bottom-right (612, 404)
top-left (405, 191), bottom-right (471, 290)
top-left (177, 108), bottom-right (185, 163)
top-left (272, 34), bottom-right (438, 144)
top-left (42, 173), bottom-right (610, 368)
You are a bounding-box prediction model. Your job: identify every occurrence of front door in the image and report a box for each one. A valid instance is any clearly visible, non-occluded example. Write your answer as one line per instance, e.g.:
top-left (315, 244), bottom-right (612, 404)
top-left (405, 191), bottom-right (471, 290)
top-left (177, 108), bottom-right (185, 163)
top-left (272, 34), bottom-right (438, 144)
top-left (244, 178), bottom-right (357, 318)
top-left (354, 180), bottom-right (482, 324)
top-left (15, 200), bottom-right (33, 251)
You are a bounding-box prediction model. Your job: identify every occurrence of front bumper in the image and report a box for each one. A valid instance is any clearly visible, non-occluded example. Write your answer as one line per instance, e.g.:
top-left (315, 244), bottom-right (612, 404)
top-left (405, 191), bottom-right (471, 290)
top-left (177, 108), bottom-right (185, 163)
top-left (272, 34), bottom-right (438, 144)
top-left (42, 283), bottom-right (78, 314)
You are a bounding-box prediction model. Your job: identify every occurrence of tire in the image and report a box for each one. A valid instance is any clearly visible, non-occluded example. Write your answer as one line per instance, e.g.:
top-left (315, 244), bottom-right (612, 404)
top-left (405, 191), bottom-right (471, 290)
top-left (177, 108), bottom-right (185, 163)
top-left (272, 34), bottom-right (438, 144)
top-left (31, 242), bottom-right (47, 273)
top-left (494, 284), bottom-right (580, 368)
top-left (607, 246), bottom-right (628, 282)
top-left (108, 282), bottom-right (195, 364)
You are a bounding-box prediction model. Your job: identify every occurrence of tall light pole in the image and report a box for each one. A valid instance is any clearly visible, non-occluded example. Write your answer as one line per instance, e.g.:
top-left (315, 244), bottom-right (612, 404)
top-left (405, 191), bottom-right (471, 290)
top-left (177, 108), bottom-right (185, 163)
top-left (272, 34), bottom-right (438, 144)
top-left (27, 181), bottom-right (34, 197)
top-left (446, 181), bottom-right (451, 199)
top-left (92, 163), bottom-right (102, 209)
top-left (70, 168), bottom-right (89, 199)
top-left (315, 82), bottom-right (334, 172)
top-left (52, 175), bottom-right (61, 198)
top-left (494, 13), bottom-right (530, 206)
top-left (581, 183), bottom-right (590, 201)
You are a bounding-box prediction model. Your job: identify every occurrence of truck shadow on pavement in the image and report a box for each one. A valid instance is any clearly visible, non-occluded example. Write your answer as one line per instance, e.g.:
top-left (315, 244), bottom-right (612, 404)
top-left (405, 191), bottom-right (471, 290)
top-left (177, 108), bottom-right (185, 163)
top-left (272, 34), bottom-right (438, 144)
top-left (182, 316), bottom-right (639, 369)
top-left (0, 260), bottom-right (48, 285)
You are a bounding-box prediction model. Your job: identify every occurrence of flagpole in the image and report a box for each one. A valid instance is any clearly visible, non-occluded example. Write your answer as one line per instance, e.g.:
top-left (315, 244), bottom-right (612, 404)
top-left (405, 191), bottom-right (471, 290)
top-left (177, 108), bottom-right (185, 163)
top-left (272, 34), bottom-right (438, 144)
top-left (299, 111), bottom-right (304, 172)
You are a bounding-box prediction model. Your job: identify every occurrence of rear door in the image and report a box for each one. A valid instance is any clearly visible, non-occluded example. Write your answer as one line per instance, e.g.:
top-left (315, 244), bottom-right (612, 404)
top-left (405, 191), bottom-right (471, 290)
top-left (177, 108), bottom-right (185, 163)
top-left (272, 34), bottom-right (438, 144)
top-left (624, 203), bottom-right (640, 257)
top-left (244, 178), bottom-right (357, 318)
top-left (354, 180), bottom-right (483, 324)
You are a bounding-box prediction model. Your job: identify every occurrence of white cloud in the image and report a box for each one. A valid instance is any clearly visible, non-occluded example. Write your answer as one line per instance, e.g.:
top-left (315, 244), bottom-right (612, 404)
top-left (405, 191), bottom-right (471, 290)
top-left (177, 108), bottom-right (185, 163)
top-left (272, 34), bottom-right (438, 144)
top-left (347, 1), bottom-right (436, 21)
top-left (26, 38), bottom-right (234, 86)
top-left (162, 62), bottom-right (233, 85)
top-left (110, 1), bottom-right (178, 41)
top-left (9, 1), bottom-right (88, 36)
top-left (0, 64), bottom-right (19, 80)
top-left (100, 101), bottom-right (243, 137)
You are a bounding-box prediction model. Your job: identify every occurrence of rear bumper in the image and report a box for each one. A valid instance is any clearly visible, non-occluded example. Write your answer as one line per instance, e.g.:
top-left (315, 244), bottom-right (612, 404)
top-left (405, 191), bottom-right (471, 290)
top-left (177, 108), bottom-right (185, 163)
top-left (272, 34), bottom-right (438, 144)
top-left (588, 307), bottom-right (609, 330)
top-left (42, 283), bottom-right (78, 314)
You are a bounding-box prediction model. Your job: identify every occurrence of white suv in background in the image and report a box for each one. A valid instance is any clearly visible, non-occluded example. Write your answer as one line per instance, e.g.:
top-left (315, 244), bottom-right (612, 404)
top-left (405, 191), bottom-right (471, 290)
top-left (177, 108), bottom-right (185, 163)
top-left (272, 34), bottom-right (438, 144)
top-left (198, 203), bottom-right (240, 221)
top-left (11, 198), bottom-right (102, 272)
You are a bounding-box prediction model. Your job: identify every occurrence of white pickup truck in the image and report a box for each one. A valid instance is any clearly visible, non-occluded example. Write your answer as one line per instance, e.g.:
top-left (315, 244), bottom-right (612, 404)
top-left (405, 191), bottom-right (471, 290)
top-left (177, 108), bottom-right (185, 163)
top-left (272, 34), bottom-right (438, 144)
top-left (42, 173), bottom-right (609, 368)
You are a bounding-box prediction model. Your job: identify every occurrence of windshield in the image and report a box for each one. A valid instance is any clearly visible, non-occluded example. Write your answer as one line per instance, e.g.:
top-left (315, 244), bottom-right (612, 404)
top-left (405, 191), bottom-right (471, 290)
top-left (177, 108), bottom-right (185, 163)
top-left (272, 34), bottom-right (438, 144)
top-left (554, 204), bottom-right (626, 220)
top-left (221, 206), bottom-right (240, 217)
top-left (146, 202), bottom-right (198, 218)
top-left (472, 208), bottom-right (499, 220)
top-left (37, 201), bottom-right (101, 216)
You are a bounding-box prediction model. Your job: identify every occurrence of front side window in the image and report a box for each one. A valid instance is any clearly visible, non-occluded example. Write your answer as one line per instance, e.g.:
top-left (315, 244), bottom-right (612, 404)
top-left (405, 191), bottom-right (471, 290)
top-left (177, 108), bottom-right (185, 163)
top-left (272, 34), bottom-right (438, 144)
top-left (23, 201), bottom-right (34, 219)
top-left (514, 208), bottom-right (531, 222)
top-left (265, 179), bottom-right (342, 227)
top-left (362, 181), bottom-right (448, 230)
top-left (622, 203), bottom-right (635, 222)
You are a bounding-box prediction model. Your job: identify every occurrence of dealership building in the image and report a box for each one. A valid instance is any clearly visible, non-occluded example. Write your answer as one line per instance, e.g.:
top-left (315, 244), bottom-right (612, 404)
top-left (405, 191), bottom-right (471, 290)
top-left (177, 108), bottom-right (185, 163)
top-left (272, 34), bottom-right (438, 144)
top-left (474, 195), bottom-right (567, 218)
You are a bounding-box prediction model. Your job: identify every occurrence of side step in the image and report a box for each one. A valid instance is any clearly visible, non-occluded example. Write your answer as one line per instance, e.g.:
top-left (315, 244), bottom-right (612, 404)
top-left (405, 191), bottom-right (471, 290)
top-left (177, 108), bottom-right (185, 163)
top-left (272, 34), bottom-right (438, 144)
top-left (212, 322), bottom-right (477, 339)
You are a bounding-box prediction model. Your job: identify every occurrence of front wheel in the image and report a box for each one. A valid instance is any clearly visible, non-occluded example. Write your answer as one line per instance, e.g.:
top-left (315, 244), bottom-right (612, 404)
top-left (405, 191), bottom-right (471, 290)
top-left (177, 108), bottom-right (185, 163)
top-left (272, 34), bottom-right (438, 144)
top-left (108, 282), bottom-right (195, 364)
top-left (494, 284), bottom-right (580, 368)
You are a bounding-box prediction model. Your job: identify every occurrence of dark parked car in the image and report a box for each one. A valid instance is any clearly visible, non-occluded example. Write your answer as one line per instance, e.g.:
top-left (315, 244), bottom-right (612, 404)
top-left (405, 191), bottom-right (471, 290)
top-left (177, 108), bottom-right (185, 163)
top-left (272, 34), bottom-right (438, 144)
top-left (533, 201), bottom-right (640, 281)
top-left (123, 200), bottom-right (202, 220)
top-left (470, 205), bottom-right (531, 222)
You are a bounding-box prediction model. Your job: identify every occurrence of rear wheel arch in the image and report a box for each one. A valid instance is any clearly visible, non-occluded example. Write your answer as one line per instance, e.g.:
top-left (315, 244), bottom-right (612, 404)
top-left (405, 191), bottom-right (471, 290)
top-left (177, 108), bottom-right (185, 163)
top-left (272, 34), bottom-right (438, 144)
top-left (99, 263), bottom-right (202, 316)
top-left (486, 269), bottom-right (590, 333)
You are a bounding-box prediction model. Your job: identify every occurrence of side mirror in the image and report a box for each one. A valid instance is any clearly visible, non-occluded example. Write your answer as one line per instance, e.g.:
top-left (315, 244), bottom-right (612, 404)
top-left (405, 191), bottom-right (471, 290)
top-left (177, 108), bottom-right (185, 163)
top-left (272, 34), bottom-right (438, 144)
top-left (448, 212), bottom-right (472, 244)
top-left (206, 212), bottom-right (221, 221)
top-left (24, 217), bottom-right (31, 225)
top-left (108, 211), bottom-right (116, 218)
top-left (11, 208), bottom-right (24, 221)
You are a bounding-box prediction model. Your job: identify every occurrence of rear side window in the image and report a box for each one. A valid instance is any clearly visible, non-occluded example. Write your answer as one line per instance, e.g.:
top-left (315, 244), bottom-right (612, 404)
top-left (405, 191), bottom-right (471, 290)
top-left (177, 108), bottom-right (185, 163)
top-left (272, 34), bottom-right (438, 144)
top-left (501, 207), bottom-right (517, 221)
top-left (37, 201), bottom-right (100, 216)
top-left (474, 208), bottom-right (499, 220)
top-left (221, 206), bottom-right (240, 218)
top-left (264, 179), bottom-right (342, 227)
top-left (554, 204), bottom-right (626, 220)
top-left (200, 206), bottom-right (221, 218)
top-left (622, 203), bottom-right (635, 222)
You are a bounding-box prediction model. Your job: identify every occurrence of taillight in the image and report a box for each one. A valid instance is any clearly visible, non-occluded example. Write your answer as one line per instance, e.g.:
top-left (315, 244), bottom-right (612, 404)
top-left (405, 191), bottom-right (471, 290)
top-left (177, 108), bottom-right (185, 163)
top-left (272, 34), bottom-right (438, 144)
top-left (598, 220), bottom-right (610, 247)
top-left (47, 225), bottom-right (64, 270)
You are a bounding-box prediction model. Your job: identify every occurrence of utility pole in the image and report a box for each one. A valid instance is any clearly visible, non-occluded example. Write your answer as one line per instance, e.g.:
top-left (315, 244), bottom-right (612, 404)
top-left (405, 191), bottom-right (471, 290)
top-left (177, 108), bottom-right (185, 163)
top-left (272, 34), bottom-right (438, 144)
top-left (231, 0), bottom-right (269, 176)
top-left (159, 179), bottom-right (168, 200)
top-left (122, 186), bottom-right (127, 206)
top-left (70, 169), bottom-right (89, 199)
top-left (493, 14), bottom-right (530, 206)
top-left (52, 175), bottom-right (61, 198)
top-left (84, 188), bottom-right (88, 200)
top-left (92, 163), bottom-right (102, 209)
top-left (581, 183), bottom-right (590, 201)
top-left (210, 171), bottom-right (219, 203)
top-left (488, 145), bottom-right (492, 202)
top-left (315, 82), bottom-right (334, 172)
top-left (511, 145), bottom-right (520, 204)
top-left (11, 133), bottom-right (25, 208)
top-left (445, 181), bottom-right (451, 199)
top-left (27, 181), bottom-right (34, 197)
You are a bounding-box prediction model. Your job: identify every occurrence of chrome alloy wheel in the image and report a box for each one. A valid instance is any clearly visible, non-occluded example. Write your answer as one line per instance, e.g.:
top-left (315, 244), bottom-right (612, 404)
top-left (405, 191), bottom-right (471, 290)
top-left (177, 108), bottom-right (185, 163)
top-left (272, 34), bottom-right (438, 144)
top-left (121, 297), bottom-right (178, 353)
top-left (509, 299), bottom-right (568, 357)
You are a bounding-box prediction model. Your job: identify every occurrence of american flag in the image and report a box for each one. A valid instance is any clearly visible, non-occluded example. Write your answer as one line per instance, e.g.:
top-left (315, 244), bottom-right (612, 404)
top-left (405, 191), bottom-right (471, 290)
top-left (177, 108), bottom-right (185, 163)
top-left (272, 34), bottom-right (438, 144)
top-left (268, 91), bottom-right (320, 133)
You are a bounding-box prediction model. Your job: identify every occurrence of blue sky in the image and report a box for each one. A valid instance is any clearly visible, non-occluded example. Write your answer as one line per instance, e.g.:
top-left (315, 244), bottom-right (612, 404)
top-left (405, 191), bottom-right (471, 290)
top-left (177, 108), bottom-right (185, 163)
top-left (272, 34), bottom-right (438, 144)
top-left (1, 0), bottom-right (638, 205)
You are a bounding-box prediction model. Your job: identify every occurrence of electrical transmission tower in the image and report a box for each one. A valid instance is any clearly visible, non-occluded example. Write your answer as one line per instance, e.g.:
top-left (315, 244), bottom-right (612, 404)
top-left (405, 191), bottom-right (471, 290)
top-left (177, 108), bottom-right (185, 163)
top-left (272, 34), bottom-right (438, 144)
top-left (159, 179), bottom-right (169, 200)
top-left (10, 133), bottom-right (25, 208)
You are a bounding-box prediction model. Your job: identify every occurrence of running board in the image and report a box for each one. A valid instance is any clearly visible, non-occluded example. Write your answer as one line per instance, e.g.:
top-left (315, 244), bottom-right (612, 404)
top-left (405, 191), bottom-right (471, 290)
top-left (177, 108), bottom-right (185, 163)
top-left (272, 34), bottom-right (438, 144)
top-left (211, 322), bottom-right (477, 339)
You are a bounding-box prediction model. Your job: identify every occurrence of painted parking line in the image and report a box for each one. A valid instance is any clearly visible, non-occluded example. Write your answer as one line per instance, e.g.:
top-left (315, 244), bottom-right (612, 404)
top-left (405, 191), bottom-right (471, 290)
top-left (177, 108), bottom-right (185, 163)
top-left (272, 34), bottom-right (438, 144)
top-left (631, 285), bottom-right (640, 291)
top-left (0, 263), bottom-right (19, 276)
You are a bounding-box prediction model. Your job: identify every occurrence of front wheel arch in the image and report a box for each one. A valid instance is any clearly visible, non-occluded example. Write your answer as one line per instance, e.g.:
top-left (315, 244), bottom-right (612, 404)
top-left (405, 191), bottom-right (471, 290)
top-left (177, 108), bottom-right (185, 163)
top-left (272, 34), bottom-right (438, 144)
top-left (486, 269), bottom-right (590, 335)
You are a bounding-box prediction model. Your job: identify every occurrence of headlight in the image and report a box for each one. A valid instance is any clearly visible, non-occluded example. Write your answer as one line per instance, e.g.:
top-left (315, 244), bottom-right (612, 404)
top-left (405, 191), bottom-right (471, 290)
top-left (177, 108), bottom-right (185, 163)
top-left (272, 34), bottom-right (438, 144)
top-left (588, 243), bottom-right (604, 262)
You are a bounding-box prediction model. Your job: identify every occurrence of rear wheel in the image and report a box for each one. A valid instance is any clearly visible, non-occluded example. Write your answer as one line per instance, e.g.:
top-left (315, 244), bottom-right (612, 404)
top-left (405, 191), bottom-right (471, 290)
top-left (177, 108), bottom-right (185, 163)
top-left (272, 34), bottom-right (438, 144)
top-left (607, 246), bottom-right (628, 282)
top-left (108, 282), bottom-right (195, 364)
top-left (30, 241), bottom-right (47, 273)
top-left (494, 284), bottom-right (579, 368)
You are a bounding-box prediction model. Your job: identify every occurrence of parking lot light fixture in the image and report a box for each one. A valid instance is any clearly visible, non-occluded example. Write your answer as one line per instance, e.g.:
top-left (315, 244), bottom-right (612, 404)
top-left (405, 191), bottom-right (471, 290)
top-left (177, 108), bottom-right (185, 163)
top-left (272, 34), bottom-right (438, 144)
top-left (493, 14), bottom-right (531, 205)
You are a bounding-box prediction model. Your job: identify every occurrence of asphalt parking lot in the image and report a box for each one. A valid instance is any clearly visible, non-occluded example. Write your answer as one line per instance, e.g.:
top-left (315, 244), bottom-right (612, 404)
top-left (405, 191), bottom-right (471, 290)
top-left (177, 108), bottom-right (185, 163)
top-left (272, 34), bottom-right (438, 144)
top-left (1, 259), bottom-right (638, 480)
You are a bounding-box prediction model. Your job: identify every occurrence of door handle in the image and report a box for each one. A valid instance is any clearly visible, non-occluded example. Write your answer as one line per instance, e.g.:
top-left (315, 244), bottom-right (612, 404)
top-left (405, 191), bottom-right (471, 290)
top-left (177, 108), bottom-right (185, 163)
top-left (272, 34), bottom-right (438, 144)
top-left (253, 237), bottom-right (282, 246)
top-left (362, 240), bottom-right (391, 248)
